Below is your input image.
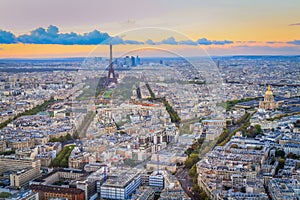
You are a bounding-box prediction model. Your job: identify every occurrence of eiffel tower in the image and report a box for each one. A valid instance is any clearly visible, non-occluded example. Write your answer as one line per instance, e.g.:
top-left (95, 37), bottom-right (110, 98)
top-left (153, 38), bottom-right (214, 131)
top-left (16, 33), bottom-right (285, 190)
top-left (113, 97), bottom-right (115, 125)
top-left (107, 43), bottom-right (118, 85)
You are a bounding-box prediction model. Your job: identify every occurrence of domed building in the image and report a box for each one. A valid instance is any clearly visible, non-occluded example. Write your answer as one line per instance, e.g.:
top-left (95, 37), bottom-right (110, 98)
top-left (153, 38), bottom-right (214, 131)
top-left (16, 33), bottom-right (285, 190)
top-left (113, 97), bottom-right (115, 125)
top-left (259, 85), bottom-right (278, 110)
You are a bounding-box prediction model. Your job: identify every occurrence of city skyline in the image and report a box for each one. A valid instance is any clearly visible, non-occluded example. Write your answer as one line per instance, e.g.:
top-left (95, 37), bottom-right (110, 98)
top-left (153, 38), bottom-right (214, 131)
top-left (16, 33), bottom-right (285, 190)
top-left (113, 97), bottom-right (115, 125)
top-left (0, 0), bottom-right (300, 58)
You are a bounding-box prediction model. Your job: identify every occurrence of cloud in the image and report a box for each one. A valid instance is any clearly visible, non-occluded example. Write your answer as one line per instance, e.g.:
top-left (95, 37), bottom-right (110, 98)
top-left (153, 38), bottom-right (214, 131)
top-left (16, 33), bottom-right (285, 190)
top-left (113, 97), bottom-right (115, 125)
top-left (197, 38), bottom-right (213, 45)
top-left (17, 25), bottom-right (116, 45)
top-left (212, 40), bottom-right (233, 45)
top-left (3, 25), bottom-right (141, 45)
top-left (207, 44), bottom-right (300, 55)
top-left (146, 37), bottom-right (233, 46)
top-left (0, 30), bottom-right (16, 44)
top-left (153, 37), bottom-right (232, 46)
top-left (178, 40), bottom-right (198, 45)
top-left (266, 41), bottom-right (284, 44)
top-left (145, 39), bottom-right (156, 45)
top-left (124, 40), bottom-right (144, 45)
top-left (160, 37), bottom-right (178, 45)
top-left (289, 22), bottom-right (300, 26)
top-left (100, 36), bottom-right (124, 45)
top-left (0, 25), bottom-right (234, 46)
top-left (197, 38), bottom-right (233, 45)
top-left (236, 41), bottom-right (257, 44)
top-left (287, 40), bottom-right (300, 45)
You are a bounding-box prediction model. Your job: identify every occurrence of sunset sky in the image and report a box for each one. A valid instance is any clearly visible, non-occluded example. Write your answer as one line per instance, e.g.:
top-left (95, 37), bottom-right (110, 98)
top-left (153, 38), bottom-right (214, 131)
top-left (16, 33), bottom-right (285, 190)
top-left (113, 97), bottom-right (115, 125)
top-left (0, 0), bottom-right (300, 58)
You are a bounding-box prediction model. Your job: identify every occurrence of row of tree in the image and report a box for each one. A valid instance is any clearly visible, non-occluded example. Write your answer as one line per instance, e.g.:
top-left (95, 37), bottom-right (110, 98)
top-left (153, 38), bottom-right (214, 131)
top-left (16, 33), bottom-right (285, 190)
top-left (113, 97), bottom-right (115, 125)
top-left (145, 83), bottom-right (181, 124)
top-left (219, 97), bottom-right (261, 111)
top-left (51, 145), bottom-right (75, 168)
top-left (188, 164), bottom-right (209, 199)
top-left (0, 150), bottom-right (15, 155)
top-left (162, 98), bottom-right (181, 123)
top-left (267, 111), bottom-right (300, 121)
top-left (184, 137), bottom-right (209, 200)
top-left (0, 97), bottom-right (55, 130)
top-left (49, 133), bottom-right (73, 143)
top-left (145, 83), bottom-right (155, 99)
top-left (217, 112), bottom-right (258, 146)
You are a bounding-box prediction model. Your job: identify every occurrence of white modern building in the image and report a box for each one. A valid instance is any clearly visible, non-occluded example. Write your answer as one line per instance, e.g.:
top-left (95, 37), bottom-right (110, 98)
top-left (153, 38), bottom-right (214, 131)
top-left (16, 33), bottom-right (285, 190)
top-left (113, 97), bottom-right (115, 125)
top-left (149, 173), bottom-right (164, 188)
top-left (100, 169), bottom-right (142, 199)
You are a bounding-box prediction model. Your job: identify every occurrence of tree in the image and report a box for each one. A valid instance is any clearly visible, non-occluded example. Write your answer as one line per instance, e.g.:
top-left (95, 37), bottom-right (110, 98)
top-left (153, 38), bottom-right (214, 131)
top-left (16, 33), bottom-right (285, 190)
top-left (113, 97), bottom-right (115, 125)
top-left (185, 148), bottom-right (194, 156)
top-left (185, 153), bottom-right (200, 168)
top-left (275, 149), bottom-right (285, 158)
top-left (254, 124), bottom-right (263, 135)
top-left (286, 152), bottom-right (300, 160)
top-left (217, 128), bottom-right (230, 145)
top-left (295, 120), bottom-right (300, 128)
top-left (192, 184), bottom-right (200, 193)
top-left (60, 158), bottom-right (68, 168)
top-left (51, 145), bottom-right (74, 167)
top-left (0, 150), bottom-right (15, 155)
top-left (0, 192), bottom-right (11, 198)
top-left (66, 133), bottom-right (72, 140)
top-left (276, 158), bottom-right (286, 174)
top-left (73, 131), bottom-right (80, 139)
top-left (188, 165), bottom-right (197, 177)
top-left (49, 133), bottom-right (73, 143)
top-left (199, 191), bottom-right (208, 200)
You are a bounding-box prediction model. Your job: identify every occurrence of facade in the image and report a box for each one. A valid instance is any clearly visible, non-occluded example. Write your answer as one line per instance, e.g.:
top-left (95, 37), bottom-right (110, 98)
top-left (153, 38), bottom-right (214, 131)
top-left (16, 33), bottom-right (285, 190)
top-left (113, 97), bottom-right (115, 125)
top-left (202, 119), bottom-right (226, 128)
top-left (10, 190), bottom-right (39, 200)
top-left (196, 137), bottom-right (269, 200)
top-left (283, 143), bottom-right (300, 155)
top-left (259, 85), bottom-right (279, 110)
top-left (268, 178), bottom-right (300, 200)
top-left (149, 174), bottom-right (164, 188)
top-left (32, 169), bottom-right (86, 185)
top-left (35, 152), bottom-right (52, 167)
top-left (7, 138), bottom-right (35, 150)
top-left (30, 184), bottom-right (85, 200)
top-left (160, 189), bottom-right (191, 200)
top-left (131, 186), bottom-right (155, 200)
top-left (0, 140), bottom-right (6, 152)
top-left (0, 157), bottom-right (41, 187)
top-left (146, 161), bottom-right (177, 173)
top-left (100, 169), bottom-right (142, 200)
top-left (29, 169), bottom-right (96, 200)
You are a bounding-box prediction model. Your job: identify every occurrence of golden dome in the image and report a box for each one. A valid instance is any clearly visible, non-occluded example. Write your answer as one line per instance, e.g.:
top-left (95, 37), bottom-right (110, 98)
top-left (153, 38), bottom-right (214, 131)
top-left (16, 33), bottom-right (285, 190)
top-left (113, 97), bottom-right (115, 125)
top-left (265, 85), bottom-right (273, 95)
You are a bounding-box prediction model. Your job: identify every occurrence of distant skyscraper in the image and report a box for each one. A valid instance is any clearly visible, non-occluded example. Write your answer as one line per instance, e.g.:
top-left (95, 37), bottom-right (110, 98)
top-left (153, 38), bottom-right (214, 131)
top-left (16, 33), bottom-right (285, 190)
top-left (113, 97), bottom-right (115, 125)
top-left (136, 55), bottom-right (140, 65)
top-left (131, 56), bottom-right (136, 67)
top-left (125, 56), bottom-right (130, 66)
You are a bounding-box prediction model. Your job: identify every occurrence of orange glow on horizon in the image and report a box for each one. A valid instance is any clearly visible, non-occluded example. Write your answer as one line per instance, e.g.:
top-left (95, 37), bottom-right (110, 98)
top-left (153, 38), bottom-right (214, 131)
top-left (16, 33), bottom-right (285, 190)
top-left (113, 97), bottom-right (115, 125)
top-left (0, 42), bottom-right (298, 58)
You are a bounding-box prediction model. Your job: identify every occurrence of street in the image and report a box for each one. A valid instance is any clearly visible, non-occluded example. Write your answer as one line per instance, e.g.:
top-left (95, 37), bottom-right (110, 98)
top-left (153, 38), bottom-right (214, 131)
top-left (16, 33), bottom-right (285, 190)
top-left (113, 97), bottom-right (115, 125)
top-left (176, 167), bottom-right (199, 200)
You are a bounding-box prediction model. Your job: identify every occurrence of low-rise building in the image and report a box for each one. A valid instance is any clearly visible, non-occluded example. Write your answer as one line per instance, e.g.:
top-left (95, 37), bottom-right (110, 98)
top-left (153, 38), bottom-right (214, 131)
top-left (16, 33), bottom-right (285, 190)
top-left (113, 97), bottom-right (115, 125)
top-left (30, 184), bottom-right (85, 200)
top-left (100, 168), bottom-right (142, 200)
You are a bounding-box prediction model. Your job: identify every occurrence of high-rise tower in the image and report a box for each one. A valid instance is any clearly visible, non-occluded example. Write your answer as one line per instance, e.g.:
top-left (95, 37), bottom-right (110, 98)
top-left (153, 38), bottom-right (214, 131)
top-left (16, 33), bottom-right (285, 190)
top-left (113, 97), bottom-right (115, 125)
top-left (107, 43), bottom-right (117, 85)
